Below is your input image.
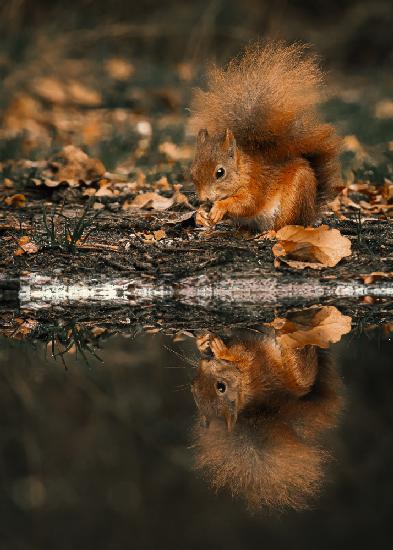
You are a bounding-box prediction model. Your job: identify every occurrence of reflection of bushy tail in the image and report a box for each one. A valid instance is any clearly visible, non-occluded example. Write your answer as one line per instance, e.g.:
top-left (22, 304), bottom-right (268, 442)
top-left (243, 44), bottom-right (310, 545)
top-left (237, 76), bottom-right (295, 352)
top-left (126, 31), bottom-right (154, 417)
top-left (194, 418), bottom-right (326, 512)
top-left (193, 351), bottom-right (343, 511)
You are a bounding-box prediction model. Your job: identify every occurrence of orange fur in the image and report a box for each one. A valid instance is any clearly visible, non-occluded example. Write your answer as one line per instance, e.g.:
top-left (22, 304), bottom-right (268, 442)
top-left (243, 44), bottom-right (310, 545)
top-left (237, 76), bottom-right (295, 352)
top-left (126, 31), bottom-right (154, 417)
top-left (190, 42), bottom-right (341, 230)
top-left (191, 330), bottom-right (343, 511)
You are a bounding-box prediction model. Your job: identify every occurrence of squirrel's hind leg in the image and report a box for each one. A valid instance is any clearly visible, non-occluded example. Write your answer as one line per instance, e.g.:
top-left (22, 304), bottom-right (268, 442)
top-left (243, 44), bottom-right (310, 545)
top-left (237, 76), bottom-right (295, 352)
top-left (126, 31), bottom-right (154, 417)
top-left (275, 161), bottom-right (317, 229)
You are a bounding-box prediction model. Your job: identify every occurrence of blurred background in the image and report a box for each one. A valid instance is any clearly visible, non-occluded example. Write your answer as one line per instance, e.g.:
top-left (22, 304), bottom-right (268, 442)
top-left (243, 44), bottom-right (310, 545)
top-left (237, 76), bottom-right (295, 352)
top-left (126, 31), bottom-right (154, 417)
top-left (1, 0), bottom-right (393, 67)
top-left (0, 0), bottom-right (392, 171)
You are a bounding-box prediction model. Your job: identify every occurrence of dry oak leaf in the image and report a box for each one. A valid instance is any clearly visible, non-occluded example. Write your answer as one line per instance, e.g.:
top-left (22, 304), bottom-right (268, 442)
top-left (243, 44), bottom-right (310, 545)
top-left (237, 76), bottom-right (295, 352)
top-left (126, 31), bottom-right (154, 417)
top-left (14, 236), bottom-right (39, 256)
top-left (269, 306), bottom-right (352, 349)
top-left (272, 225), bottom-right (352, 269)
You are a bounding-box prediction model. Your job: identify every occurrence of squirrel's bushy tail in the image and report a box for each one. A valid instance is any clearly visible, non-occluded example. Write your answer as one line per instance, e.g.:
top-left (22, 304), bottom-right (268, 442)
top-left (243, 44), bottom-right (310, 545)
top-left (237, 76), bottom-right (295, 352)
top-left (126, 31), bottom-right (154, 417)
top-left (190, 41), bottom-right (341, 200)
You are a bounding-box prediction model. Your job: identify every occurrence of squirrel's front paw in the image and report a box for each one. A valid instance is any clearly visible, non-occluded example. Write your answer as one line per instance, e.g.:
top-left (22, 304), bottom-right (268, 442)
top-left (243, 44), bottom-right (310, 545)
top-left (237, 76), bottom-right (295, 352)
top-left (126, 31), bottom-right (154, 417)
top-left (196, 332), bottom-right (213, 353)
top-left (209, 201), bottom-right (227, 225)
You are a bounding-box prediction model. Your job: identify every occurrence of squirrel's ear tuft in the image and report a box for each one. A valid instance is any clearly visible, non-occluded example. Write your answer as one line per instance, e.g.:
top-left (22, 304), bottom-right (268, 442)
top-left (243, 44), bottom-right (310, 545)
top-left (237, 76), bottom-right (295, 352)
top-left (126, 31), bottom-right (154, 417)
top-left (222, 128), bottom-right (236, 157)
top-left (197, 128), bottom-right (209, 144)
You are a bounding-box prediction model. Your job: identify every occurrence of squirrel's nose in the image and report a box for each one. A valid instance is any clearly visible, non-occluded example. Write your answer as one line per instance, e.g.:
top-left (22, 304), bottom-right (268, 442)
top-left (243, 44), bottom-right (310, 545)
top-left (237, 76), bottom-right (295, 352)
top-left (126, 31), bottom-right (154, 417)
top-left (198, 188), bottom-right (208, 201)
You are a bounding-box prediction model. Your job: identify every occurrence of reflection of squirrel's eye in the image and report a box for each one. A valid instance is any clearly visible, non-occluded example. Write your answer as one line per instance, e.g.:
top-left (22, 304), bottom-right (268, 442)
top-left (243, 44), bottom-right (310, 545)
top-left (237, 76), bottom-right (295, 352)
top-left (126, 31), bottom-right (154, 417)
top-left (216, 381), bottom-right (227, 393)
top-left (215, 167), bottom-right (225, 179)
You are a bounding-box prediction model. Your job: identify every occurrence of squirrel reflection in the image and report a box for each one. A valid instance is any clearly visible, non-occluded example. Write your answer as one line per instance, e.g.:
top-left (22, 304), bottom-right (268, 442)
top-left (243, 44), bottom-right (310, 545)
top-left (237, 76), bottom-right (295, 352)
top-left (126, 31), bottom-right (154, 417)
top-left (191, 326), bottom-right (344, 512)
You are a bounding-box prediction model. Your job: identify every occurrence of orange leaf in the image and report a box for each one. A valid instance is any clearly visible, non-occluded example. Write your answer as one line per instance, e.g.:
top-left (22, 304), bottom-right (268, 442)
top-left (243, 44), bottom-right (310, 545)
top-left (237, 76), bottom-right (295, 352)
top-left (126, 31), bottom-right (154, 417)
top-left (153, 229), bottom-right (166, 241)
top-left (272, 225), bottom-right (352, 269)
top-left (270, 306), bottom-right (352, 349)
top-left (14, 236), bottom-right (39, 256)
top-left (4, 194), bottom-right (27, 207)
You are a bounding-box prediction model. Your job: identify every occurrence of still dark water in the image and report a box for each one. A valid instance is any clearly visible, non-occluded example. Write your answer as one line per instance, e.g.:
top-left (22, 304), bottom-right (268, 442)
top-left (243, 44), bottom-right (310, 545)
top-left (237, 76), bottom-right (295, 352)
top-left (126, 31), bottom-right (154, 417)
top-left (0, 310), bottom-right (392, 550)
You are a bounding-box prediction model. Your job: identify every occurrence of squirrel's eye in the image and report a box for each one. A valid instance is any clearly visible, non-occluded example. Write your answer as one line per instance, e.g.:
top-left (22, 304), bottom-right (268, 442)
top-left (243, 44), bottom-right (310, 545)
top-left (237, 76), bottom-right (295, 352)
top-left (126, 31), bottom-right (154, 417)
top-left (216, 381), bottom-right (227, 394)
top-left (215, 167), bottom-right (225, 179)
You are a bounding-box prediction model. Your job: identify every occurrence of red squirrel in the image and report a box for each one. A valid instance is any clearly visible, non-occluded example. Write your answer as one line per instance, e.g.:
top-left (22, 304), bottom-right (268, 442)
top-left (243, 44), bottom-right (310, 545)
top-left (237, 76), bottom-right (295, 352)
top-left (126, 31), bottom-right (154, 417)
top-left (190, 42), bottom-right (341, 230)
top-left (191, 328), bottom-right (343, 511)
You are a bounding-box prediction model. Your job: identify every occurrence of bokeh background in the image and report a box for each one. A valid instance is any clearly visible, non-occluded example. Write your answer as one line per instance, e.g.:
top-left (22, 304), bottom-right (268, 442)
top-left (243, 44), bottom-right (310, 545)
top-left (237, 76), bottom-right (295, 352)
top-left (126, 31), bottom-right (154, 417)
top-left (0, 0), bottom-right (392, 172)
top-left (2, 0), bottom-right (393, 67)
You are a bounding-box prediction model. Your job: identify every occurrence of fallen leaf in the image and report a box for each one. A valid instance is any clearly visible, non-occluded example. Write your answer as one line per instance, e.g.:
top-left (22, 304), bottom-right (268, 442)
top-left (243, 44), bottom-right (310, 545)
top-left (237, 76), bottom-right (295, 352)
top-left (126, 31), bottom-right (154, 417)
top-left (272, 225), bottom-right (352, 269)
top-left (125, 185), bottom-right (193, 211)
top-left (328, 194), bottom-right (348, 220)
top-left (144, 327), bottom-right (161, 334)
top-left (14, 236), bottom-right (39, 256)
top-left (12, 318), bottom-right (39, 337)
top-left (153, 176), bottom-right (171, 191)
top-left (375, 99), bottom-right (393, 119)
top-left (104, 58), bottom-right (135, 80)
top-left (32, 77), bottom-right (68, 104)
top-left (256, 230), bottom-right (276, 240)
top-left (361, 271), bottom-right (393, 284)
top-left (164, 211), bottom-right (195, 225)
top-left (153, 229), bottom-right (166, 241)
top-left (91, 326), bottom-right (107, 336)
top-left (126, 192), bottom-right (174, 210)
top-left (67, 81), bottom-right (102, 106)
top-left (32, 77), bottom-right (102, 107)
top-left (82, 188), bottom-right (97, 197)
top-left (4, 194), bottom-right (27, 207)
top-left (95, 186), bottom-right (116, 197)
top-left (41, 145), bottom-right (106, 186)
top-left (159, 141), bottom-right (193, 161)
top-left (43, 178), bottom-right (62, 188)
top-left (269, 306), bottom-right (352, 349)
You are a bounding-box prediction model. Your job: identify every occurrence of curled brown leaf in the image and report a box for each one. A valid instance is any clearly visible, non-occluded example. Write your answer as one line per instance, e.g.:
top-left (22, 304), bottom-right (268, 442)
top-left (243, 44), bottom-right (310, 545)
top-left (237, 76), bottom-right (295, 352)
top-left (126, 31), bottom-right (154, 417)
top-left (272, 225), bottom-right (352, 269)
top-left (268, 306), bottom-right (352, 349)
